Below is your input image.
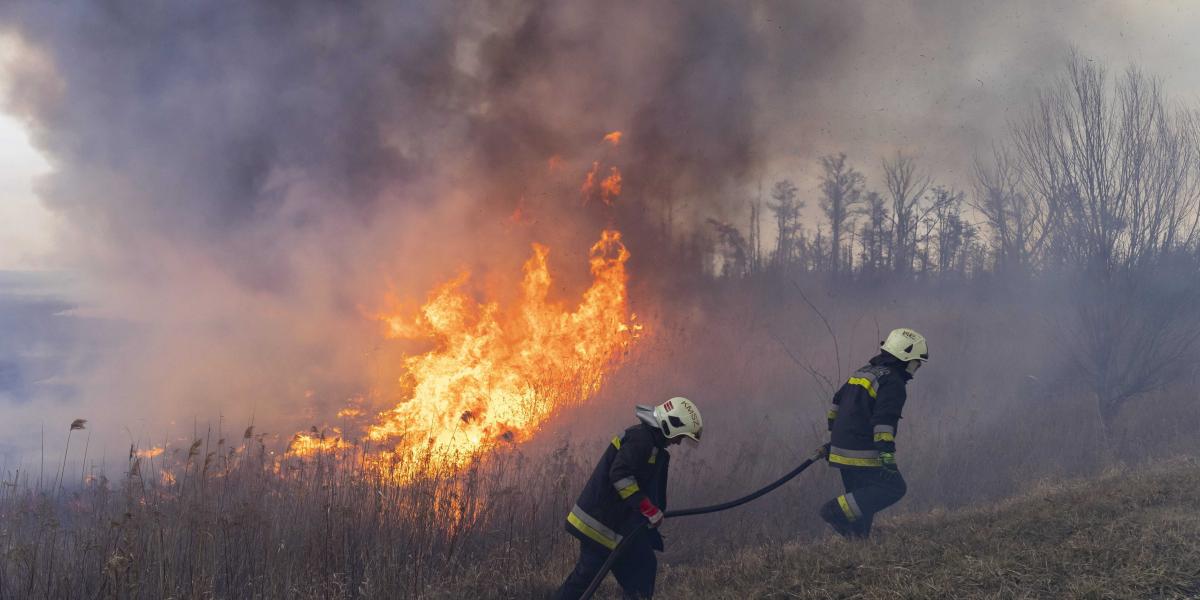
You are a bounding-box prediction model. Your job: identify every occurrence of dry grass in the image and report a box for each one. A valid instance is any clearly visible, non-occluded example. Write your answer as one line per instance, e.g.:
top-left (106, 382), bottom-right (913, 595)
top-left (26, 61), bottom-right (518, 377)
top-left (648, 460), bottom-right (1200, 599)
top-left (0, 437), bottom-right (588, 599)
top-left (3, 282), bottom-right (1200, 598)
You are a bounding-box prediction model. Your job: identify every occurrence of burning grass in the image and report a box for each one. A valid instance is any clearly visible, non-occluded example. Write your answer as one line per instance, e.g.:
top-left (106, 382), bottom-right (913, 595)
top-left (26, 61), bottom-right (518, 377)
top-left (5, 280), bottom-right (1200, 598)
top-left (5, 433), bottom-right (1199, 598)
top-left (0, 431), bottom-right (589, 599)
top-left (358, 229), bottom-right (639, 474)
top-left (0, 224), bottom-right (644, 597)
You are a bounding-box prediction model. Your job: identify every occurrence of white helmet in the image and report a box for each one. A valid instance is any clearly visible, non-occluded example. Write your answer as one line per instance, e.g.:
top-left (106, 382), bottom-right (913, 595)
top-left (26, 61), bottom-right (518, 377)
top-left (643, 397), bottom-right (703, 442)
top-left (881, 327), bottom-right (929, 362)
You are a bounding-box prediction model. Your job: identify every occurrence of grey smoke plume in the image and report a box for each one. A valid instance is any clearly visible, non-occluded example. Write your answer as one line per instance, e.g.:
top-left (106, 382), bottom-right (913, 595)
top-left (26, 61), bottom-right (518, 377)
top-left (0, 0), bottom-right (1187, 453)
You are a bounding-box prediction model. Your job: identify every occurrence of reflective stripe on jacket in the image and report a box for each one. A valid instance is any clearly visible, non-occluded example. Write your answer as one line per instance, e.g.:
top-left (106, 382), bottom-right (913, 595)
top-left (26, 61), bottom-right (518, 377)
top-left (564, 423), bottom-right (670, 550)
top-left (827, 354), bottom-right (910, 469)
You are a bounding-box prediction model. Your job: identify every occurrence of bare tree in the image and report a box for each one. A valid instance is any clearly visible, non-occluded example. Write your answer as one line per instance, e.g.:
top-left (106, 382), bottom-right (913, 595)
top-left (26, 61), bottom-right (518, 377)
top-left (707, 218), bottom-right (749, 278)
top-left (1061, 268), bottom-right (1200, 446)
top-left (882, 152), bottom-right (930, 275)
top-left (1008, 51), bottom-right (1200, 452)
top-left (818, 153), bottom-right (866, 276)
top-left (928, 186), bottom-right (971, 274)
top-left (749, 182), bottom-right (764, 273)
top-left (858, 191), bottom-right (889, 274)
top-left (1117, 69), bottom-right (1200, 266)
top-left (971, 145), bottom-right (1049, 273)
top-left (1013, 50), bottom-right (1200, 272)
top-left (767, 179), bottom-right (803, 269)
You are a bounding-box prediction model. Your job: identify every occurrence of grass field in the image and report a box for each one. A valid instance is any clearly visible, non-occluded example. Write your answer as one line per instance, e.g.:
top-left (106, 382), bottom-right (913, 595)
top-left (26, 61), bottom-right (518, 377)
top-left (478, 460), bottom-right (1200, 599)
top-left (4, 286), bottom-right (1200, 599)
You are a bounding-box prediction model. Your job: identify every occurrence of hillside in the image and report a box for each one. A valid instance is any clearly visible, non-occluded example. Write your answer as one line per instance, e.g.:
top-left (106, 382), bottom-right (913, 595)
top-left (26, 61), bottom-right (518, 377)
top-left (447, 461), bottom-right (1200, 599)
top-left (639, 461), bottom-right (1200, 599)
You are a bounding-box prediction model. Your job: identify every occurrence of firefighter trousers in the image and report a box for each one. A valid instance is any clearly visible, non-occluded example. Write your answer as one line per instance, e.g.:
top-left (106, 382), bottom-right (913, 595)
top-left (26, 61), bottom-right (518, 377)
top-left (835, 467), bottom-right (907, 537)
top-left (554, 537), bottom-right (656, 599)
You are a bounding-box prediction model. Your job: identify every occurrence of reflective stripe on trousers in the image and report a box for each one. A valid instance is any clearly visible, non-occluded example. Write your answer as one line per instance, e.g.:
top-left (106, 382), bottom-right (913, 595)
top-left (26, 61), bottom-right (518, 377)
top-left (837, 492), bottom-right (864, 522)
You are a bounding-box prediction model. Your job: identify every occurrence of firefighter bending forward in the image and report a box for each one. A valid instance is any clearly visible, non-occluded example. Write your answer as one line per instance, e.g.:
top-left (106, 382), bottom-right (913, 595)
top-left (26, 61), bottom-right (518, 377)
top-left (820, 328), bottom-right (928, 538)
top-left (554, 398), bottom-right (703, 600)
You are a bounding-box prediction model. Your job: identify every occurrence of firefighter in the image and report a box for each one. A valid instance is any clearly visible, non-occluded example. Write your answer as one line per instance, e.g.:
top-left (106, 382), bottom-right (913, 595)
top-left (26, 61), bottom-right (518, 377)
top-left (819, 327), bottom-right (927, 539)
top-left (553, 397), bottom-right (703, 600)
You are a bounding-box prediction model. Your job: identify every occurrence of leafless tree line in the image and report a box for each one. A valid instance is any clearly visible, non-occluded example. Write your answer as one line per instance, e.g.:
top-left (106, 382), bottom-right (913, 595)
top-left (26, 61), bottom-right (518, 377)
top-left (706, 51), bottom-right (1200, 450)
top-left (712, 148), bottom-right (983, 279)
top-left (709, 52), bottom-right (1200, 282)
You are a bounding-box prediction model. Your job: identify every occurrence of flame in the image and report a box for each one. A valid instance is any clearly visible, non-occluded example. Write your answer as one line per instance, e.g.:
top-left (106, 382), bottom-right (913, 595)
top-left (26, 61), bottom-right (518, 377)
top-left (508, 197), bottom-right (535, 226)
top-left (600, 167), bottom-right (622, 204)
top-left (287, 428), bottom-right (350, 456)
top-left (581, 161), bottom-right (600, 198)
top-left (364, 230), bottom-right (638, 471)
top-left (136, 447), bottom-right (164, 459)
top-left (603, 131), bottom-right (623, 146)
top-left (582, 163), bottom-right (622, 205)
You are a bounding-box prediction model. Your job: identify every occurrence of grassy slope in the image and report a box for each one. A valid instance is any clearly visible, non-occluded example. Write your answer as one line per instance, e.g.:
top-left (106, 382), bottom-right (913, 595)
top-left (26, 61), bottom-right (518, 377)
top-left (644, 461), bottom-right (1200, 599)
top-left (437, 461), bottom-right (1200, 598)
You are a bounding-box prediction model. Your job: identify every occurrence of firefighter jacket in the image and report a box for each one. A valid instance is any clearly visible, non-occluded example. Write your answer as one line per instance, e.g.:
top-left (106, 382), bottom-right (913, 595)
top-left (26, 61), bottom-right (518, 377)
top-left (826, 354), bottom-right (912, 469)
top-left (565, 423), bottom-right (670, 551)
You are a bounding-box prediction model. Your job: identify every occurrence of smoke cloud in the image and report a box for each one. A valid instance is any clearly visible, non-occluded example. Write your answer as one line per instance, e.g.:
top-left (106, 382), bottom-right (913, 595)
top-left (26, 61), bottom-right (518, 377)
top-left (0, 0), bottom-right (1191, 456)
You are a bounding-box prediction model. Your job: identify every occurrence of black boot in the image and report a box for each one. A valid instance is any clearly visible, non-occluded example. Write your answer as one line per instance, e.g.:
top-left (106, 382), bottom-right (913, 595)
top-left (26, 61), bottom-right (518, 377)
top-left (818, 500), bottom-right (855, 538)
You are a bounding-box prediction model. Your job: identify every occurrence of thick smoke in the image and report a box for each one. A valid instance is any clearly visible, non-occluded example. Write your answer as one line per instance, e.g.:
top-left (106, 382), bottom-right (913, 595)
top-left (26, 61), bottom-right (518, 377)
top-left (0, 0), bottom-right (1181, 456)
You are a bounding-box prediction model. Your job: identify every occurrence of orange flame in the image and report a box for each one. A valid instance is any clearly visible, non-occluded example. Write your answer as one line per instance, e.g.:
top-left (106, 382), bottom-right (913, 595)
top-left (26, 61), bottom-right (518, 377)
top-left (582, 163), bottom-right (622, 205)
top-left (603, 131), bottom-right (623, 146)
top-left (365, 230), bottom-right (639, 470)
top-left (581, 161), bottom-right (600, 199)
top-left (287, 428), bottom-right (350, 456)
top-left (600, 167), bottom-right (622, 205)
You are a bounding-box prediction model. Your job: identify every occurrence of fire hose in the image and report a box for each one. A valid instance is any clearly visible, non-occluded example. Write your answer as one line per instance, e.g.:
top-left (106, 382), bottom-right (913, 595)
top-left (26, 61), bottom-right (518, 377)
top-left (578, 443), bottom-right (829, 600)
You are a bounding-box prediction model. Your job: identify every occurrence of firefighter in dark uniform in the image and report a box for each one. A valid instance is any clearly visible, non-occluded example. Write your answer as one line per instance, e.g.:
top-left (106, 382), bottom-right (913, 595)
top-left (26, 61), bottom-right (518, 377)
top-left (554, 397), bottom-right (703, 600)
top-left (819, 328), bottom-right (928, 538)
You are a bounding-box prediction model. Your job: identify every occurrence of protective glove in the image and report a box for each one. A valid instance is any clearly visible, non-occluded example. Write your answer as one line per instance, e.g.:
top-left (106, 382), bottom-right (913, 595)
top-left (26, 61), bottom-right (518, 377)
top-left (638, 497), bottom-right (664, 528)
top-left (879, 451), bottom-right (898, 474)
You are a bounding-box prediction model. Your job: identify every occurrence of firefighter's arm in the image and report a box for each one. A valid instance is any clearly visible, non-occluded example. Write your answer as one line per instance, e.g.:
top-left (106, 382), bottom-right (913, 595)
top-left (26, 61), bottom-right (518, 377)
top-left (608, 433), bottom-right (652, 508)
top-left (609, 432), bottom-right (664, 526)
top-left (827, 389), bottom-right (842, 432)
top-left (870, 376), bottom-right (907, 455)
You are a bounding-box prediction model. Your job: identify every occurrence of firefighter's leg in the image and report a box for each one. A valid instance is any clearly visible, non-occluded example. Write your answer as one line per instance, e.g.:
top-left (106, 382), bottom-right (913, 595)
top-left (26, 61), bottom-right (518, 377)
top-left (839, 468), bottom-right (907, 537)
top-left (610, 533), bottom-right (657, 599)
top-left (553, 540), bottom-right (610, 600)
top-left (839, 469), bottom-right (871, 538)
top-left (818, 469), bottom-right (860, 538)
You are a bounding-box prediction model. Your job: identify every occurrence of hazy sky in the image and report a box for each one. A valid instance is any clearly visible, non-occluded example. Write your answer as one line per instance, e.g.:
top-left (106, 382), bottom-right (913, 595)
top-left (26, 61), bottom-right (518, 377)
top-left (755, 0), bottom-right (1200, 202)
top-left (4, 2), bottom-right (1200, 265)
top-left (3, 0), bottom-right (1200, 461)
top-left (0, 33), bottom-right (52, 270)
